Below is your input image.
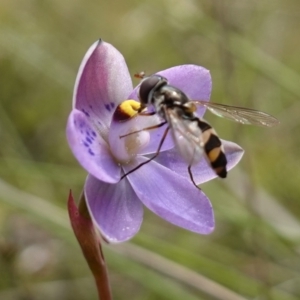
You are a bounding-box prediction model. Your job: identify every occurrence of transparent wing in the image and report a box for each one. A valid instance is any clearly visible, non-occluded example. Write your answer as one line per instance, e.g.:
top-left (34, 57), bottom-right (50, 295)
top-left (194, 100), bottom-right (280, 127)
top-left (164, 108), bottom-right (204, 165)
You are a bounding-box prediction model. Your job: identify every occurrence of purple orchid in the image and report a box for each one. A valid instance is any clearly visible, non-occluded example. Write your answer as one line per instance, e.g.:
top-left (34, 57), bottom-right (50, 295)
top-left (66, 39), bottom-right (244, 243)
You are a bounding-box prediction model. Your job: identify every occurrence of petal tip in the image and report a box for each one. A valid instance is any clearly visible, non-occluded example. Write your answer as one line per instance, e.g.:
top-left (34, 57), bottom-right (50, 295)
top-left (204, 224), bottom-right (215, 235)
top-left (72, 40), bottom-right (102, 108)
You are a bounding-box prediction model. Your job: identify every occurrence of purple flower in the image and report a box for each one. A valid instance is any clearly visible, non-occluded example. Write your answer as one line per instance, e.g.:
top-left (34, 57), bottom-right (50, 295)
top-left (66, 40), bottom-right (244, 243)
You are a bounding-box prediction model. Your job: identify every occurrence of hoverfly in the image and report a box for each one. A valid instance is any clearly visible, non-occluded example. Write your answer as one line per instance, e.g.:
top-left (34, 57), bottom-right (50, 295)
top-left (120, 73), bottom-right (279, 187)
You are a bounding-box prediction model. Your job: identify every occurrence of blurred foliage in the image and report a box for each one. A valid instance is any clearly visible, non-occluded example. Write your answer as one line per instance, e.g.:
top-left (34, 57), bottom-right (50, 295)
top-left (1, 0), bottom-right (300, 299)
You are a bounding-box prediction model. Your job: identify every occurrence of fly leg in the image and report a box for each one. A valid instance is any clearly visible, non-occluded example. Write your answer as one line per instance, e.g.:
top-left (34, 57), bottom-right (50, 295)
top-left (138, 111), bottom-right (156, 116)
top-left (187, 148), bottom-right (201, 189)
top-left (120, 121), bottom-right (167, 138)
top-left (121, 126), bottom-right (169, 179)
top-left (187, 165), bottom-right (200, 189)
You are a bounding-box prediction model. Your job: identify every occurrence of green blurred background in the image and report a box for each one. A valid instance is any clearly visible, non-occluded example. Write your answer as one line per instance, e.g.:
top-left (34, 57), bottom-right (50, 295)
top-left (1, 0), bottom-right (300, 299)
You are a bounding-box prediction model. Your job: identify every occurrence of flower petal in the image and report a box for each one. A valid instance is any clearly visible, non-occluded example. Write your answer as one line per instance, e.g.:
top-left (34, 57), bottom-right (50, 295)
top-left (128, 65), bottom-right (212, 118)
top-left (124, 157), bottom-right (214, 234)
top-left (154, 140), bottom-right (244, 184)
top-left (73, 40), bottom-right (133, 133)
top-left (66, 109), bottom-right (121, 183)
top-left (84, 174), bottom-right (143, 243)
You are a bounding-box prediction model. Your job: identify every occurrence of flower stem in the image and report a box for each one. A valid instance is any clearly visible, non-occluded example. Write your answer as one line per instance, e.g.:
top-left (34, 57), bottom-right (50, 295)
top-left (68, 190), bottom-right (112, 300)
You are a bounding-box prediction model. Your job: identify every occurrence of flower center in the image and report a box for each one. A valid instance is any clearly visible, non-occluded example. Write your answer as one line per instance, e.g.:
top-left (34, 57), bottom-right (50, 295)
top-left (109, 100), bottom-right (150, 164)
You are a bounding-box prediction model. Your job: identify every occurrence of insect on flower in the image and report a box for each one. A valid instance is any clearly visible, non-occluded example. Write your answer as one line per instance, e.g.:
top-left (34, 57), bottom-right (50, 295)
top-left (120, 72), bottom-right (279, 187)
top-left (67, 40), bottom-right (247, 241)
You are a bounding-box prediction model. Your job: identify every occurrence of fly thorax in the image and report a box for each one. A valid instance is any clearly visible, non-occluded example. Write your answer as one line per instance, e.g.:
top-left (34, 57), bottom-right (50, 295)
top-left (152, 94), bottom-right (165, 118)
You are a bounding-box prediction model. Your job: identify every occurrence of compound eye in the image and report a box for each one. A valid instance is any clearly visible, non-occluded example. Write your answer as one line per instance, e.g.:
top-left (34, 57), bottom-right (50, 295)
top-left (139, 75), bottom-right (162, 104)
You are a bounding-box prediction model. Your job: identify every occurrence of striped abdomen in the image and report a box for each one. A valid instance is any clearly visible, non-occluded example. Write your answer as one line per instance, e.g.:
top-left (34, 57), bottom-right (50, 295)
top-left (197, 119), bottom-right (227, 178)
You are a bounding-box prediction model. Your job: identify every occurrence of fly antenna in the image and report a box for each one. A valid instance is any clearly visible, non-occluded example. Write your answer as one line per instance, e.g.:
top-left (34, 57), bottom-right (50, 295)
top-left (134, 71), bottom-right (146, 79)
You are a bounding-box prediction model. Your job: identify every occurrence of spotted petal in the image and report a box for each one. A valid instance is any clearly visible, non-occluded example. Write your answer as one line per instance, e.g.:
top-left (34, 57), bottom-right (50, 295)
top-left (125, 157), bottom-right (214, 234)
top-left (73, 40), bottom-right (133, 135)
top-left (67, 109), bottom-right (121, 183)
